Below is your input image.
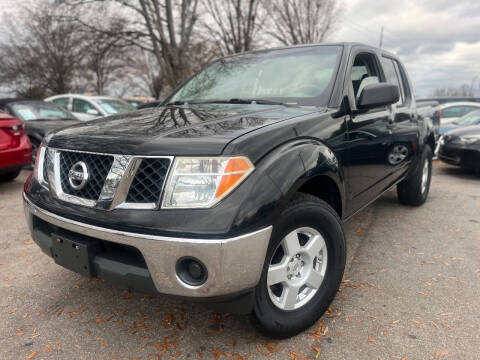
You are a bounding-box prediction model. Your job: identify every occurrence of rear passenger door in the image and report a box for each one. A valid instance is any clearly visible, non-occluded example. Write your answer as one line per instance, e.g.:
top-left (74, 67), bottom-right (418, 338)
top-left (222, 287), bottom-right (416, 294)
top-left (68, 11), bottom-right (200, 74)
top-left (379, 56), bottom-right (418, 178)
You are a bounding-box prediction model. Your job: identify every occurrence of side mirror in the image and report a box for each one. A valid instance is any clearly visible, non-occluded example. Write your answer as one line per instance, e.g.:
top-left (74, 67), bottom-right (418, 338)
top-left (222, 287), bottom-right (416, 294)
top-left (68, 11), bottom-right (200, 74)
top-left (357, 83), bottom-right (399, 110)
top-left (86, 109), bottom-right (100, 116)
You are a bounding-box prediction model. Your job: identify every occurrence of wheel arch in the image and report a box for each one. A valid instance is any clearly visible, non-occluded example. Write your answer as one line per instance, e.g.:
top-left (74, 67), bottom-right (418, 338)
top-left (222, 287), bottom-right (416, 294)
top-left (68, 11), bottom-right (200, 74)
top-left (258, 137), bottom-right (346, 220)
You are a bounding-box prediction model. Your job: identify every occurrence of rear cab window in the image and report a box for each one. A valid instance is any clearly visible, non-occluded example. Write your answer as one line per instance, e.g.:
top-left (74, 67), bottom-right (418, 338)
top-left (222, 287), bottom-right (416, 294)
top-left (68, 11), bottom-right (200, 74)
top-left (380, 57), bottom-right (405, 105)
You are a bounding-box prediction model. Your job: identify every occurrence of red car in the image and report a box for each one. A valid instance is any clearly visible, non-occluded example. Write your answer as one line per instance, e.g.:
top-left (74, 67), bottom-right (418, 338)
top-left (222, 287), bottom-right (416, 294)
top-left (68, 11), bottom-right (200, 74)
top-left (0, 111), bottom-right (32, 181)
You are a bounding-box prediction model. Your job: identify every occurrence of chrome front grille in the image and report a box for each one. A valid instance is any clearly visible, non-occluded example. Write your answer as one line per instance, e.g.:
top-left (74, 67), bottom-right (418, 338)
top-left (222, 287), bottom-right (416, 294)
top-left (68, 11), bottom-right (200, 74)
top-left (44, 148), bottom-right (172, 210)
top-left (126, 158), bottom-right (171, 203)
top-left (59, 151), bottom-right (114, 200)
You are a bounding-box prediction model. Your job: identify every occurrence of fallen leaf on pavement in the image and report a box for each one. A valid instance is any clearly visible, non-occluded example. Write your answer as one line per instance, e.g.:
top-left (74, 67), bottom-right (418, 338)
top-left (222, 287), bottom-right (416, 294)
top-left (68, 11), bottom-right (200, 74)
top-left (434, 350), bottom-right (449, 358)
top-left (26, 352), bottom-right (37, 359)
top-left (312, 346), bottom-right (322, 359)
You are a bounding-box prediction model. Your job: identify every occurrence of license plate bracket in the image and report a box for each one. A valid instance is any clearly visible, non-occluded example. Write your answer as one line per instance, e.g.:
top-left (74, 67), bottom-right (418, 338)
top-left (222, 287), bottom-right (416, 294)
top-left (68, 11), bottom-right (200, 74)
top-left (51, 235), bottom-right (101, 277)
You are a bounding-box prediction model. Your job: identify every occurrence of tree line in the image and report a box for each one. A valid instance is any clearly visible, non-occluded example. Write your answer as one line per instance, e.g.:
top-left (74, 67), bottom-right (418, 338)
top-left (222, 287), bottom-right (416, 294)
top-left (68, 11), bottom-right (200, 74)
top-left (0, 0), bottom-right (339, 99)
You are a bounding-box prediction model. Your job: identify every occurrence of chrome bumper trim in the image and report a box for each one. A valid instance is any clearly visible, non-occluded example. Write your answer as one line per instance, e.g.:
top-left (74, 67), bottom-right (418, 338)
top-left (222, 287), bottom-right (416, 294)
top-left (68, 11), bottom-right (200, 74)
top-left (23, 193), bottom-right (272, 297)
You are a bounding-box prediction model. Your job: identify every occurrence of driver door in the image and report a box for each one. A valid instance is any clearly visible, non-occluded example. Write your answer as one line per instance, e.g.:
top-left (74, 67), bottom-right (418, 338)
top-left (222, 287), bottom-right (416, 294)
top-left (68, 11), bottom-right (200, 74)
top-left (345, 50), bottom-right (395, 213)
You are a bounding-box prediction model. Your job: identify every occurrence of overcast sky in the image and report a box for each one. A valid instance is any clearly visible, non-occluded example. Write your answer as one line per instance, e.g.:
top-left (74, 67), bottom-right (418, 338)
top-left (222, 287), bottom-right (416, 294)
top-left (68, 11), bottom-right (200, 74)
top-left (1, 0), bottom-right (478, 97)
top-left (331, 0), bottom-right (480, 96)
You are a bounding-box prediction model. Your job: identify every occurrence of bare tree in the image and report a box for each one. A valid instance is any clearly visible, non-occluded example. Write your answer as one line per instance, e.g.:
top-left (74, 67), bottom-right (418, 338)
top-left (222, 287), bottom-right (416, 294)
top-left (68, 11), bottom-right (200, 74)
top-left (123, 50), bottom-right (165, 98)
top-left (0, 5), bottom-right (86, 98)
top-left (69, 0), bottom-right (200, 90)
top-left (202, 0), bottom-right (265, 55)
top-left (265, 0), bottom-right (339, 46)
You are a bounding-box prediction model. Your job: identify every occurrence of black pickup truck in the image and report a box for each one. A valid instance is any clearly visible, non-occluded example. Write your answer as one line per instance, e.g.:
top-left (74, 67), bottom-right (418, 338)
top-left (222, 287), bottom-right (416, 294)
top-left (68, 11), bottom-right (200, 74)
top-left (23, 43), bottom-right (435, 338)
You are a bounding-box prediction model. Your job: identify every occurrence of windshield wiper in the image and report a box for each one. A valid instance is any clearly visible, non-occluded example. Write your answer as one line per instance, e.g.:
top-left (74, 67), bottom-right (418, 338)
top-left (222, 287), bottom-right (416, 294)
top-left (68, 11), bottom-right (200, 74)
top-left (167, 98), bottom-right (296, 106)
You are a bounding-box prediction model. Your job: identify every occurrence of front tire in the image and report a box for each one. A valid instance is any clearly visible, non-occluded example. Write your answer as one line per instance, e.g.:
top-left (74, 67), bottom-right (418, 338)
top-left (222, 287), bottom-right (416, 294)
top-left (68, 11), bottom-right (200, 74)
top-left (252, 193), bottom-right (346, 338)
top-left (397, 145), bottom-right (432, 206)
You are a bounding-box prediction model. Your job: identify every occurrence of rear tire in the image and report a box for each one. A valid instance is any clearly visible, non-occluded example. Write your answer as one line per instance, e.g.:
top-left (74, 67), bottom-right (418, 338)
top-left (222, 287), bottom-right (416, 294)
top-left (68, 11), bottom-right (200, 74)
top-left (397, 145), bottom-right (432, 206)
top-left (0, 170), bottom-right (20, 182)
top-left (252, 193), bottom-right (346, 339)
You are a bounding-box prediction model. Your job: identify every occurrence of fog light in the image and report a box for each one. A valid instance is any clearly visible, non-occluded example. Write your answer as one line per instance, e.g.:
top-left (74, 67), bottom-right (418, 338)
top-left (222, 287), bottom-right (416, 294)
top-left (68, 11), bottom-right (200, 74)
top-left (176, 257), bottom-right (208, 287)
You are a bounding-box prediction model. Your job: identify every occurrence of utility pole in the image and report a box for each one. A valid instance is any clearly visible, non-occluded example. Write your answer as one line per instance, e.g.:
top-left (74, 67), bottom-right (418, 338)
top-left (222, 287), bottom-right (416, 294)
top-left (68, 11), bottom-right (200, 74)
top-left (379, 26), bottom-right (384, 48)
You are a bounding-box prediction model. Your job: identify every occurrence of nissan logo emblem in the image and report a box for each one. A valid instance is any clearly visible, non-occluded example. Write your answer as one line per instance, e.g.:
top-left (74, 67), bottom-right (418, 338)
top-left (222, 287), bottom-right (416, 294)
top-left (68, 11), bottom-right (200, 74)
top-left (68, 161), bottom-right (89, 190)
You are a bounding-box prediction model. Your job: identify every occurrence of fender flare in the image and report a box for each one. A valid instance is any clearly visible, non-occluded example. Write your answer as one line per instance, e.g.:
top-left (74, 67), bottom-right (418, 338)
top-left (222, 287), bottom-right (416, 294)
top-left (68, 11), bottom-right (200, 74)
top-left (257, 137), bottom-right (346, 217)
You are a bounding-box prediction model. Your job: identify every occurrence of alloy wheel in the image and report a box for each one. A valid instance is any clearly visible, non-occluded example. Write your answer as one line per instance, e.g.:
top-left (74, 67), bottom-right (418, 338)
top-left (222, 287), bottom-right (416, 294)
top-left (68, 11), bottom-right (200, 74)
top-left (267, 227), bottom-right (328, 310)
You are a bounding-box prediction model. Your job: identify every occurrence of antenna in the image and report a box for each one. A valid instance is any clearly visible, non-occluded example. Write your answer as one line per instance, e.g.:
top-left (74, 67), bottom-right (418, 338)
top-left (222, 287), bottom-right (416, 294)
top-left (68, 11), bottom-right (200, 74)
top-left (379, 26), bottom-right (384, 48)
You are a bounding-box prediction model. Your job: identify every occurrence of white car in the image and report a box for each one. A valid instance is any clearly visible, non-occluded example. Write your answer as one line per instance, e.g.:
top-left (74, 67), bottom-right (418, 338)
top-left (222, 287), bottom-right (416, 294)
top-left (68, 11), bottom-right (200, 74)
top-left (45, 94), bottom-right (136, 121)
top-left (433, 102), bottom-right (480, 126)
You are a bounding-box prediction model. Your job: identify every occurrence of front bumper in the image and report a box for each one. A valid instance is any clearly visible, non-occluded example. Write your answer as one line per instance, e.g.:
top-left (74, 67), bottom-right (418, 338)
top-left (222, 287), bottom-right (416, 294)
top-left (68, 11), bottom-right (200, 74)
top-left (439, 144), bottom-right (480, 170)
top-left (23, 193), bottom-right (272, 298)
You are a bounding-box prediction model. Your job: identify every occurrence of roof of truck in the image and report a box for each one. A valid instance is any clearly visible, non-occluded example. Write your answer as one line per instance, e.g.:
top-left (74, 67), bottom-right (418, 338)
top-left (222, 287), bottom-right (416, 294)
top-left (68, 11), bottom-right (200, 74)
top-left (222, 42), bottom-right (398, 61)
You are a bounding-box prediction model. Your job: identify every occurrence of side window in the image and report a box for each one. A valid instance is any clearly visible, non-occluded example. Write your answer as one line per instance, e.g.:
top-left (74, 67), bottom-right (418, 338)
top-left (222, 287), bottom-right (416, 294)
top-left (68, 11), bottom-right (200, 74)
top-left (380, 57), bottom-right (403, 105)
top-left (442, 106), bottom-right (478, 118)
top-left (351, 53), bottom-right (380, 104)
top-left (72, 99), bottom-right (95, 113)
top-left (463, 106), bottom-right (480, 116)
top-left (52, 98), bottom-right (69, 110)
top-left (393, 60), bottom-right (409, 102)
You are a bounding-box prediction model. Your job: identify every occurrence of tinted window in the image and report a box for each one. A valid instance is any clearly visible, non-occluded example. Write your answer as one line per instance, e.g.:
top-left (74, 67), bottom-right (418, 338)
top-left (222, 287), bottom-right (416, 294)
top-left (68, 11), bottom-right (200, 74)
top-left (9, 101), bottom-right (75, 121)
top-left (381, 57), bottom-right (403, 104)
top-left (73, 99), bottom-right (96, 113)
top-left (52, 97), bottom-right (69, 110)
top-left (95, 99), bottom-right (135, 114)
top-left (171, 46), bottom-right (342, 107)
top-left (351, 53), bottom-right (380, 103)
top-left (393, 60), bottom-right (408, 102)
top-left (442, 106), bottom-right (479, 118)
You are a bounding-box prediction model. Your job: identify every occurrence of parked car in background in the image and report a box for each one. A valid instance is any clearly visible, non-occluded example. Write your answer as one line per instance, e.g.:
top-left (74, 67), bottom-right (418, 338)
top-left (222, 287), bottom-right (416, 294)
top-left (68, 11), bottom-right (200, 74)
top-left (123, 98), bottom-right (146, 108)
top-left (137, 100), bottom-right (161, 109)
top-left (0, 99), bottom-right (81, 166)
top-left (45, 94), bottom-right (136, 121)
top-left (0, 110), bottom-right (32, 181)
top-left (432, 102), bottom-right (480, 127)
top-left (438, 125), bottom-right (480, 172)
top-left (439, 109), bottom-right (480, 135)
top-left (417, 96), bottom-right (480, 104)
top-left (417, 101), bottom-right (440, 139)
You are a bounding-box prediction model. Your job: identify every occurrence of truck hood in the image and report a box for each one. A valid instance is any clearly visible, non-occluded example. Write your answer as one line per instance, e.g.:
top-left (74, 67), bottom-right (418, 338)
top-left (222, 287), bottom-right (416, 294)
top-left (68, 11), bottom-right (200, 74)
top-left (46, 104), bottom-right (318, 155)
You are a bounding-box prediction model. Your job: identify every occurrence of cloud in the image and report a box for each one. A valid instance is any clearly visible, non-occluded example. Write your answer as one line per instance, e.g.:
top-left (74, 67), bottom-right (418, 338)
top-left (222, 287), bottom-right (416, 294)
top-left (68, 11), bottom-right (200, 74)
top-left (331, 0), bottom-right (480, 96)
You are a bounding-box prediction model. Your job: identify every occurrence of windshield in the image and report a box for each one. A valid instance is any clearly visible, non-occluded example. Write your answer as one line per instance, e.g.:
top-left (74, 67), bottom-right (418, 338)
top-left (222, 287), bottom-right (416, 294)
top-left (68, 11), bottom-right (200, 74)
top-left (9, 101), bottom-right (75, 121)
top-left (170, 45), bottom-right (343, 107)
top-left (458, 110), bottom-right (480, 126)
top-left (95, 99), bottom-right (136, 115)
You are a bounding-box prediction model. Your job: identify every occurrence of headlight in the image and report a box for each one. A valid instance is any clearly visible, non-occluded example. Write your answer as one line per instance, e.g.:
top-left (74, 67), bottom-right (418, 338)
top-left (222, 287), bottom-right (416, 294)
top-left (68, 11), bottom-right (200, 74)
top-left (33, 142), bottom-right (47, 185)
top-left (162, 156), bottom-right (254, 209)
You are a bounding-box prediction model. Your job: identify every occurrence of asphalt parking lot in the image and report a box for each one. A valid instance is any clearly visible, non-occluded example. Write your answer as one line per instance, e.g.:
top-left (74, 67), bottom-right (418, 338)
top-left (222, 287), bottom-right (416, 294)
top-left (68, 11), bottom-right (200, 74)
top-left (1, 162), bottom-right (479, 360)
